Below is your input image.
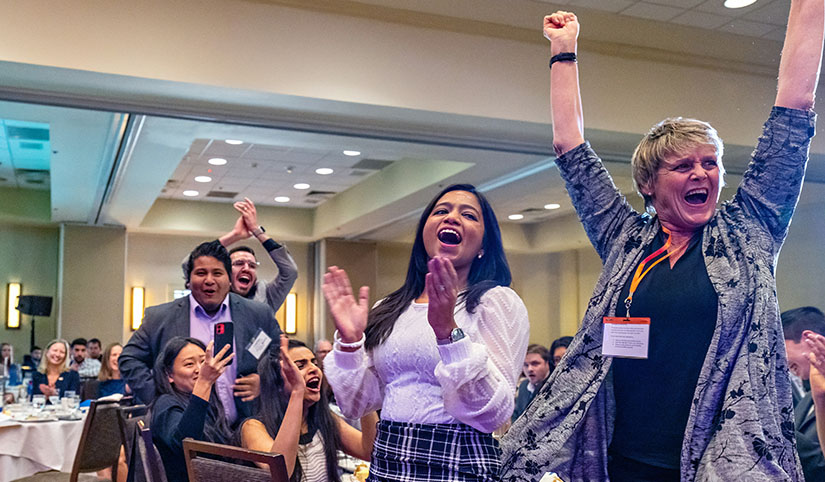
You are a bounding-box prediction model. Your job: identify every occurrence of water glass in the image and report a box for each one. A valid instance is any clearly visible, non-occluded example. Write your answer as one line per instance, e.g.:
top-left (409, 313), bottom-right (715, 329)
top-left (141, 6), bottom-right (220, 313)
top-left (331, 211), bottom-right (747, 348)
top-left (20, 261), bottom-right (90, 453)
top-left (49, 395), bottom-right (60, 406)
top-left (32, 394), bottom-right (46, 413)
top-left (67, 395), bottom-right (80, 412)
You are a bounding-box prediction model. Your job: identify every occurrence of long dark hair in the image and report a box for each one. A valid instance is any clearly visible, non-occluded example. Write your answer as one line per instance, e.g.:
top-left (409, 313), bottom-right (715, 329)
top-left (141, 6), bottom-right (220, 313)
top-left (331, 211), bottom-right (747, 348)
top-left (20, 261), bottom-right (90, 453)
top-left (365, 184), bottom-right (511, 350)
top-left (152, 337), bottom-right (232, 444)
top-left (253, 339), bottom-right (342, 482)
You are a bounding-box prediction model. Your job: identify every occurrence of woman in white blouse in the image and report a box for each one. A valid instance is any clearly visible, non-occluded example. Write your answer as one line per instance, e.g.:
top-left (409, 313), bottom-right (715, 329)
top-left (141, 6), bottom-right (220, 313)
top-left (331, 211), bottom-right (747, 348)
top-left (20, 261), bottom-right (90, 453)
top-left (323, 183), bottom-right (530, 481)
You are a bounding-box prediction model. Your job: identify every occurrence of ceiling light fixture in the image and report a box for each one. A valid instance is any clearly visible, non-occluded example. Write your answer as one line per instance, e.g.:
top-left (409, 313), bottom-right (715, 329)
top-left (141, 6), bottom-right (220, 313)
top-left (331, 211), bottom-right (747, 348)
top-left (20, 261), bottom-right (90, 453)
top-left (208, 158), bottom-right (227, 166)
top-left (274, 196), bottom-right (290, 203)
top-left (508, 214), bottom-right (524, 221)
top-left (343, 150), bottom-right (361, 156)
top-left (183, 190), bottom-right (199, 197)
top-left (544, 203), bottom-right (561, 210)
top-left (194, 176), bottom-right (212, 183)
top-left (315, 168), bottom-right (334, 175)
top-left (293, 183), bottom-right (310, 190)
top-left (723, 0), bottom-right (757, 8)
top-left (225, 139), bottom-right (243, 145)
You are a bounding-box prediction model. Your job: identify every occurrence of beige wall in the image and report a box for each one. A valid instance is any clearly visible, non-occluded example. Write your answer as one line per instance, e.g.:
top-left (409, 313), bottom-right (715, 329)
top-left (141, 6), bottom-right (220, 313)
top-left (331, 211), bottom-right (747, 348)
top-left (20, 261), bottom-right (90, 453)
top-left (59, 224), bottom-right (126, 348)
top-left (0, 224), bottom-right (59, 360)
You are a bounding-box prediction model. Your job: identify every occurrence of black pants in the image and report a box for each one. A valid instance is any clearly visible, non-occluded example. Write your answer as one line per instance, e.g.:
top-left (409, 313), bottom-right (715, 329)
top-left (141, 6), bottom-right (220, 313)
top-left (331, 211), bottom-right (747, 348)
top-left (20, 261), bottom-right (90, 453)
top-left (607, 451), bottom-right (680, 482)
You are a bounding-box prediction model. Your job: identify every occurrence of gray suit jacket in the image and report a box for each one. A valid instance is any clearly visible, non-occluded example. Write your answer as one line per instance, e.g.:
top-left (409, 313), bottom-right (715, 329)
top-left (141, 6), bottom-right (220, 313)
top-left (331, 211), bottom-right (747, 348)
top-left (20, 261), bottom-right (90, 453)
top-left (119, 292), bottom-right (281, 420)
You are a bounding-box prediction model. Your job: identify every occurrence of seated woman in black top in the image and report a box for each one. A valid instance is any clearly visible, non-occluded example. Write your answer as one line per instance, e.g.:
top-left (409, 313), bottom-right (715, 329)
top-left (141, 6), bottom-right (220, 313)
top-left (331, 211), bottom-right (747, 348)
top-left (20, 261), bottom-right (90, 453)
top-left (32, 339), bottom-right (79, 401)
top-left (151, 337), bottom-right (233, 482)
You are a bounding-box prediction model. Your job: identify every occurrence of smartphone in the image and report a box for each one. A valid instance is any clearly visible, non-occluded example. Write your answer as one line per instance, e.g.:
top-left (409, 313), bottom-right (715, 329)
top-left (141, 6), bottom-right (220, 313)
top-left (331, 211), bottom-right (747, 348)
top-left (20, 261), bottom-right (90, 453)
top-left (213, 321), bottom-right (234, 365)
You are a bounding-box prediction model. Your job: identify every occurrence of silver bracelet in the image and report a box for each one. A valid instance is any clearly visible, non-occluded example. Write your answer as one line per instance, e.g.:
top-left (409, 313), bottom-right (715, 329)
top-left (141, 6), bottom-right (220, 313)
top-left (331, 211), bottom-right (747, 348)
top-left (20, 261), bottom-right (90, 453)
top-left (334, 330), bottom-right (365, 350)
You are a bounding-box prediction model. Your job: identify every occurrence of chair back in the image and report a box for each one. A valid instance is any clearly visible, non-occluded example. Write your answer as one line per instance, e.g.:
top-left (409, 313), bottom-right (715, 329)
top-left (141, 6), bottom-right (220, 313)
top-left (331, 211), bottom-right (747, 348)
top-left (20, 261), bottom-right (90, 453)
top-left (117, 404), bottom-right (149, 482)
top-left (183, 438), bottom-right (289, 482)
top-left (79, 378), bottom-right (100, 401)
top-left (70, 399), bottom-right (123, 480)
top-left (137, 423), bottom-right (168, 482)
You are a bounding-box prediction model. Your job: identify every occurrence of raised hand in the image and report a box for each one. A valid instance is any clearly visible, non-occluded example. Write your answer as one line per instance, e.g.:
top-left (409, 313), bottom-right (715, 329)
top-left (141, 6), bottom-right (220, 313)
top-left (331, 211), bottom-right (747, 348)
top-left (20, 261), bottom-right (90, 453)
top-left (543, 11), bottom-right (579, 53)
top-left (199, 341), bottom-right (235, 386)
top-left (234, 197), bottom-right (260, 234)
top-left (322, 266), bottom-right (369, 343)
top-left (278, 335), bottom-right (305, 396)
top-left (426, 257), bottom-right (459, 340)
top-left (806, 331), bottom-right (825, 402)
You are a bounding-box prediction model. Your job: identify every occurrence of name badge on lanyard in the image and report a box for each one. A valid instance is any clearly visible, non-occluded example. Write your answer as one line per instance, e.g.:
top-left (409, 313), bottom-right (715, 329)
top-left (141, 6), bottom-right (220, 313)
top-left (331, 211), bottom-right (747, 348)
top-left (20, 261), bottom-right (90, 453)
top-left (602, 227), bottom-right (674, 359)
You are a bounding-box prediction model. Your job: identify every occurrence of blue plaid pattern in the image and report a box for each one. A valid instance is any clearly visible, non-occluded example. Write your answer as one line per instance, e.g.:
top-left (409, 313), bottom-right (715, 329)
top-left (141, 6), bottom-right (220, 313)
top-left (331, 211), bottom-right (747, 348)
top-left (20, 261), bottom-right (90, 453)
top-left (368, 420), bottom-right (501, 482)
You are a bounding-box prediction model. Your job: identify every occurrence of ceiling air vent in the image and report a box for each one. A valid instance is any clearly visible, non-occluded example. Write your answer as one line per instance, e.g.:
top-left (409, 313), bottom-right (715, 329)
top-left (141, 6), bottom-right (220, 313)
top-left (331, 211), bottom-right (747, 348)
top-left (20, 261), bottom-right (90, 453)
top-left (19, 142), bottom-right (44, 150)
top-left (350, 169), bottom-right (370, 177)
top-left (306, 190), bottom-right (335, 199)
top-left (206, 191), bottom-right (238, 199)
top-left (6, 126), bottom-right (50, 141)
top-left (350, 159), bottom-right (393, 171)
top-left (14, 168), bottom-right (50, 184)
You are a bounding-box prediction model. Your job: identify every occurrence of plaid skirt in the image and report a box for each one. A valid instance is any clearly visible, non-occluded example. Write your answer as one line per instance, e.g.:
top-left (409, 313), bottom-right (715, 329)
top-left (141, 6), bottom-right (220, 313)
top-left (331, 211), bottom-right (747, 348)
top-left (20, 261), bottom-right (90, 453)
top-left (367, 419), bottom-right (501, 482)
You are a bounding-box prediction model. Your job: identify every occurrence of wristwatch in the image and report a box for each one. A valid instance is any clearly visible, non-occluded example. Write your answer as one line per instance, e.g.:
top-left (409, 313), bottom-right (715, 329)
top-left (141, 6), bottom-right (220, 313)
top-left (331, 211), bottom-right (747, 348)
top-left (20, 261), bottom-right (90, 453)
top-left (251, 225), bottom-right (265, 236)
top-left (436, 327), bottom-right (466, 345)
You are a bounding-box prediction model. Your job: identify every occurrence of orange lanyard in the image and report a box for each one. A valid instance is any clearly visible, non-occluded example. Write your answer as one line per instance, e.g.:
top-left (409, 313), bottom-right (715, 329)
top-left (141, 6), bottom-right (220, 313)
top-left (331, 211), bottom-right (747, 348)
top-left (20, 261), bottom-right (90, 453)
top-left (624, 227), bottom-right (673, 317)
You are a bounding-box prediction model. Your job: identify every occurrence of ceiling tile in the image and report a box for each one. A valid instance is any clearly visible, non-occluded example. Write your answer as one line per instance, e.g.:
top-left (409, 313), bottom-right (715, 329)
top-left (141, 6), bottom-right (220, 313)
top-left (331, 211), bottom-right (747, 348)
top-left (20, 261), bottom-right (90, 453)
top-left (646, 0), bottom-right (703, 7)
top-left (719, 18), bottom-right (777, 37)
top-left (696, 0), bottom-right (764, 17)
top-left (567, 0), bottom-right (635, 14)
top-left (620, 2), bottom-right (683, 21)
top-left (743, 0), bottom-right (789, 26)
top-left (760, 25), bottom-right (786, 41)
top-left (670, 10), bottom-right (731, 29)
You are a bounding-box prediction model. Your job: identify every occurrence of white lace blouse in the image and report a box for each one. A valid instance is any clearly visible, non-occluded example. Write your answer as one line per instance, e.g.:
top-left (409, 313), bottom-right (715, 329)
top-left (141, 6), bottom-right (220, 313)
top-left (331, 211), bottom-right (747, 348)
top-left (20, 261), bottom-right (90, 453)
top-left (324, 286), bottom-right (530, 433)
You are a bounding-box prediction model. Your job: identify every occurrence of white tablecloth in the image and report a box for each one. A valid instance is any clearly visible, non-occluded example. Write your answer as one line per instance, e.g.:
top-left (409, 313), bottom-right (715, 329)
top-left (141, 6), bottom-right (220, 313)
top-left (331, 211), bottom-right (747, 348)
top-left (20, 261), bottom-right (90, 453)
top-left (0, 417), bottom-right (85, 480)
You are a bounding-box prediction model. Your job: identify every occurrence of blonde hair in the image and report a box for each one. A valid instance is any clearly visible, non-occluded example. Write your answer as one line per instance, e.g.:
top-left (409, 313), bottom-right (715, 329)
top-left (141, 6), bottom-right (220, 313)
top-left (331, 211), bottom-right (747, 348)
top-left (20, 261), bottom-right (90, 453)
top-left (98, 343), bottom-right (122, 381)
top-left (38, 339), bottom-right (71, 374)
top-left (631, 117), bottom-right (725, 212)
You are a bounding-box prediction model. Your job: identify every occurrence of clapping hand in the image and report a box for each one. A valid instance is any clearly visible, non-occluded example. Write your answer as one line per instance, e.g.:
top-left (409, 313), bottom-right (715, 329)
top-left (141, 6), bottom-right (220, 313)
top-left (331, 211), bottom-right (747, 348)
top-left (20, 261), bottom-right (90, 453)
top-left (234, 197), bottom-right (260, 235)
top-left (322, 266), bottom-right (369, 345)
top-left (806, 331), bottom-right (825, 402)
top-left (278, 335), bottom-right (305, 397)
top-left (425, 257), bottom-right (459, 340)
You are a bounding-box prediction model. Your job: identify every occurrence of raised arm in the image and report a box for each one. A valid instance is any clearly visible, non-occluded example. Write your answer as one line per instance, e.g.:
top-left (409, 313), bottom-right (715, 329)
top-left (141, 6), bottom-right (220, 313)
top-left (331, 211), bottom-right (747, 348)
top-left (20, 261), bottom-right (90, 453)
top-left (544, 11), bottom-right (585, 156)
top-left (775, 0), bottom-right (825, 110)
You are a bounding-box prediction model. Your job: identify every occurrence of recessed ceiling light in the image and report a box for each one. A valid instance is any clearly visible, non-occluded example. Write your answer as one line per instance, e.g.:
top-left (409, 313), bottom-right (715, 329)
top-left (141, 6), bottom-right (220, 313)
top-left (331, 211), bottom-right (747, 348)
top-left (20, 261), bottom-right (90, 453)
top-left (274, 196), bottom-right (290, 203)
top-left (544, 203), bottom-right (561, 210)
top-left (194, 176), bottom-right (212, 183)
top-left (343, 150), bottom-right (361, 156)
top-left (508, 214), bottom-right (524, 221)
top-left (208, 158), bottom-right (227, 166)
top-left (225, 139), bottom-right (243, 145)
top-left (293, 183), bottom-right (310, 190)
top-left (183, 190), bottom-right (199, 197)
top-left (724, 0), bottom-right (757, 8)
top-left (315, 167), bottom-right (334, 175)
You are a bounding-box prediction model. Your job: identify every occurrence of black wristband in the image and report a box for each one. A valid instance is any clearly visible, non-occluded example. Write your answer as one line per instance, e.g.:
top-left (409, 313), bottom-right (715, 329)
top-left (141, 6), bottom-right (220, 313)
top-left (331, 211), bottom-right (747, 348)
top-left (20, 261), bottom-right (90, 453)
top-left (550, 52), bottom-right (577, 68)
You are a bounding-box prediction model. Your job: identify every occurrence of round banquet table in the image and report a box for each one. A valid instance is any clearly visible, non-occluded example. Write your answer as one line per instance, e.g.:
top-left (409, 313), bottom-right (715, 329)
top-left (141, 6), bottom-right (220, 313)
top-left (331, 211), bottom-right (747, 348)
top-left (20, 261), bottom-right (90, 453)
top-left (0, 416), bottom-right (85, 480)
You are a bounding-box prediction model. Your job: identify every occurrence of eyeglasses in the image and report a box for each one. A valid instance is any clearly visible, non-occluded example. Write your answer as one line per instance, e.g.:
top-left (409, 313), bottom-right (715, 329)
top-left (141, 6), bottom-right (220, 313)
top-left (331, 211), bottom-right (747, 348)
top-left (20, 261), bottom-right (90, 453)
top-left (231, 260), bottom-right (259, 269)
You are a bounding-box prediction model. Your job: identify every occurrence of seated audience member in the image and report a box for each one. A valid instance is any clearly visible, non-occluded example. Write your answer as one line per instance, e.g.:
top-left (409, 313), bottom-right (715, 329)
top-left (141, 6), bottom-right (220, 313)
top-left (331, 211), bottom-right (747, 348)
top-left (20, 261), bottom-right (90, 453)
top-left (512, 344), bottom-right (551, 422)
top-left (88, 338), bottom-right (103, 363)
top-left (241, 337), bottom-right (377, 481)
top-left (1, 342), bottom-right (21, 386)
top-left (782, 307), bottom-right (825, 481)
top-left (152, 337), bottom-right (233, 482)
top-left (70, 337), bottom-right (101, 378)
top-left (187, 197), bottom-right (298, 313)
top-left (98, 343), bottom-right (130, 398)
top-left (549, 335), bottom-right (573, 367)
top-left (120, 240), bottom-right (282, 426)
top-left (32, 339), bottom-right (80, 400)
top-left (314, 339), bottom-right (333, 364)
top-left (22, 345), bottom-right (42, 374)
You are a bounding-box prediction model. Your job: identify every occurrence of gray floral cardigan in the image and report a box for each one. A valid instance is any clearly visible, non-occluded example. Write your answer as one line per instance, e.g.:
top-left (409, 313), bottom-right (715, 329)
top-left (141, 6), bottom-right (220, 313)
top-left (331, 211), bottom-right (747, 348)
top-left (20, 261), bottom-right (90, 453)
top-left (500, 107), bottom-right (816, 482)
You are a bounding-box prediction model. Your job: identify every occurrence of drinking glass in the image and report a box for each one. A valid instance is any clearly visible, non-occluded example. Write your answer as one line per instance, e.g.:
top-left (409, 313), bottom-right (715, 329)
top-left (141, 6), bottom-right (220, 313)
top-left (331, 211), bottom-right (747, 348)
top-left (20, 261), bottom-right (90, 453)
top-left (67, 395), bottom-right (80, 412)
top-left (49, 395), bottom-right (60, 406)
top-left (32, 394), bottom-right (45, 413)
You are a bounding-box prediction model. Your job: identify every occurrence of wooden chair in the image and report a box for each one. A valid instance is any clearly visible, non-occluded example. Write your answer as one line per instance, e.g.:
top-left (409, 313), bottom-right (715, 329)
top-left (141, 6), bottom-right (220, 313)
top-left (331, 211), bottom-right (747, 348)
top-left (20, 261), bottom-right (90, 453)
top-left (182, 438), bottom-right (289, 482)
top-left (13, 399), bottom-right (124, 482)
top-left (116, 404), bottom-right (149, 482)
top-left (136, 423), bottom-right (167, 482)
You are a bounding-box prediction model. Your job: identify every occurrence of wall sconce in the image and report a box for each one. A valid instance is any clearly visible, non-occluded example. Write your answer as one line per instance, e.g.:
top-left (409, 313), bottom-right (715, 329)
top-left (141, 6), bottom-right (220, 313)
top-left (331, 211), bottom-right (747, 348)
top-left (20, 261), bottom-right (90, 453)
top-left (6, 283), bottom-right (21, 329)
top-left (131, 287), bottom-right (145, 331)
top-left (285, 292), bottom-right (297, 335)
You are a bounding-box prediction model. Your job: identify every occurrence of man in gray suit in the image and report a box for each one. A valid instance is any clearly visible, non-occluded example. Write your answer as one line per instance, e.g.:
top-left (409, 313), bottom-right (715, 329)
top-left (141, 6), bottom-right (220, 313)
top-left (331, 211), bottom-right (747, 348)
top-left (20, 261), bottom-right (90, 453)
top-left (782, 307), bottom-right (825, 482)
top-left (120, 240), bottom-right (281, 425)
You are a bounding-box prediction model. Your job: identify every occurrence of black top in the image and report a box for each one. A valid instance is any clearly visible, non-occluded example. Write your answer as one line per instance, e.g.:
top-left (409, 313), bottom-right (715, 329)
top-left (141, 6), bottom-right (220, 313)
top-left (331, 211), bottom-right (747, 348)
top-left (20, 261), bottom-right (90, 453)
top-left (609, 230), bottom-right (718, 469)
top-left (152, 393), bottom-right (215, 482)
top-left (31, 370), bottom-right (80, 400)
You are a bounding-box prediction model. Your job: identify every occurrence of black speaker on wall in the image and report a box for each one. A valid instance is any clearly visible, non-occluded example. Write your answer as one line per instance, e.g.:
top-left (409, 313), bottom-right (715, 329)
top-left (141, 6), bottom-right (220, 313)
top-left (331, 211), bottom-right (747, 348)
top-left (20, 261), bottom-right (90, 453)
top-left (16, 295), bottom-right (53, 317)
